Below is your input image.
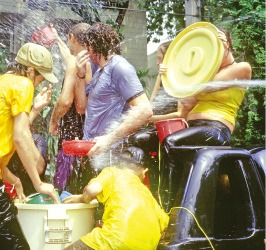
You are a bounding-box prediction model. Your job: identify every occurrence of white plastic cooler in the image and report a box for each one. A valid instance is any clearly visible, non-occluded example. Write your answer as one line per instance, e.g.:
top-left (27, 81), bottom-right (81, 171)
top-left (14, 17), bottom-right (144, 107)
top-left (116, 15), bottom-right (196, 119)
top-left (15, 202), bottom-right (98, 250)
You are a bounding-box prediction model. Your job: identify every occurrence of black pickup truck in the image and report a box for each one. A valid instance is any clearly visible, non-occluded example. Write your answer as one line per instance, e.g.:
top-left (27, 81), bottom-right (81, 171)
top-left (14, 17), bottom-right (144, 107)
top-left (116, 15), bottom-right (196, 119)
top-left (157, 146), bottom-right (265, 250)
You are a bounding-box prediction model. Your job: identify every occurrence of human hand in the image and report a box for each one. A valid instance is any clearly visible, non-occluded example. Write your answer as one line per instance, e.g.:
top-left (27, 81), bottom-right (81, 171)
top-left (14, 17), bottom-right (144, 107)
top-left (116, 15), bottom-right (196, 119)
top-left (14, 179), bottom-right (26, 203)
top-left (33, 84), bottom-right (52, 113)
top-left (62, 194), bottom-right (83, 204)
top-left (49, 121), bottom-right (59, 136)
top-left (76, 50), bottom-right (90, 78)
top-left (87, 135), bottom-right (112, 156)
top-left (34, 182), bottom-right (60, 204)
top-left (49, 23), bottom-right (59, 39)
top-left (217, 30), bottom-right (228, 48)
top-left (159, 64), bottom-right (168, 75)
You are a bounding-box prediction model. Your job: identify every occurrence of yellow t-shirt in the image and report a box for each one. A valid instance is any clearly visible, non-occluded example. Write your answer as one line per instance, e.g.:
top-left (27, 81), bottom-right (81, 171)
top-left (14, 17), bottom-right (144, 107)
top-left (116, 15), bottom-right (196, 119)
top-left (81, 167), bottom-right (169, 250)
top-left (189, 87), bottom-right (245, 126)
top-left (0, 74), bottom-right (34, 178)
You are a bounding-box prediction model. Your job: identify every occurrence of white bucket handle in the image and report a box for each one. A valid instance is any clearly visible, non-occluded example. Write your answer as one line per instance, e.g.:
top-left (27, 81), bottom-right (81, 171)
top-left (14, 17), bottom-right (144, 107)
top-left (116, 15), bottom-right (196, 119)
top-left (182, 118), bottom-right (189, 128)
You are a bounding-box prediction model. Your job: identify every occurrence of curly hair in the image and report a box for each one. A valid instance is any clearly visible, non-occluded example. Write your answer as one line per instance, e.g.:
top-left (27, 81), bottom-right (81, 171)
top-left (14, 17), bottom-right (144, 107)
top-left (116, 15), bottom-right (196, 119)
top-left (84, 22), bottom-right (121, 60)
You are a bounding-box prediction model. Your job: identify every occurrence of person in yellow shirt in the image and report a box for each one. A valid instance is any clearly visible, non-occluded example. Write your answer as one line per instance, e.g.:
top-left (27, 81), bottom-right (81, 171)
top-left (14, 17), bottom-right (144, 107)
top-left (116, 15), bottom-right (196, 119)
top-left (158, 27), bottom-right (252, 212)
top-left (0, 42), bottom-right (60, 249)
top-left (63, 146), bottom-right (169, 250)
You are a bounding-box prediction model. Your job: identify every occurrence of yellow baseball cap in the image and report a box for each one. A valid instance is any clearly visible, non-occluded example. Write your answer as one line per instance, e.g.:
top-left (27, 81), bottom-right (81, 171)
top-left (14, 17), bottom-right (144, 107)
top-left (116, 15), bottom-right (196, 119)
top-left (15, 42), bottom-right (58, 83)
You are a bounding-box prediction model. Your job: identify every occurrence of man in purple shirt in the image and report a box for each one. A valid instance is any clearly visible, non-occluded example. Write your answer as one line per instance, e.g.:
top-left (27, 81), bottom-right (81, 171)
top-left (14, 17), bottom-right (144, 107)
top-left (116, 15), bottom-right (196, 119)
top-left (75, 22), bottom-right (153, 156)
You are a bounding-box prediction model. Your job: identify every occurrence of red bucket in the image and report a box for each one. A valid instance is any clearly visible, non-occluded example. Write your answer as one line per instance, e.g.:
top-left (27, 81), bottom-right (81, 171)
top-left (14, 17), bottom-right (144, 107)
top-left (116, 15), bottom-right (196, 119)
top-left (32, 25), bottom-right (56, 48)
top-left (3, 181), bottom-right (17, 199)
top-left (155, 118), bottom-right (188, 144)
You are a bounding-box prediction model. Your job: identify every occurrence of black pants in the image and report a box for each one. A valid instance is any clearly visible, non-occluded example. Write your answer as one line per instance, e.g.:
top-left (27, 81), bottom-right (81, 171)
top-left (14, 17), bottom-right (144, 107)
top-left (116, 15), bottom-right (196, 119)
top-left (160, 119), bottom-right (231, 212)
top-left (128, 127), bottom-right (161, 199)
top-left (128, 126), bottom-right (159, 154)
top-left (0, 180), bottom-right (30, 250)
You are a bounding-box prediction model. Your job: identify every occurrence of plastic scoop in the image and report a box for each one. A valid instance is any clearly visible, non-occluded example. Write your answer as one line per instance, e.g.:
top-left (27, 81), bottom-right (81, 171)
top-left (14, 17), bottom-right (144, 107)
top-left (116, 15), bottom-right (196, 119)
top-left (32, 25), bottom-right (56, 48)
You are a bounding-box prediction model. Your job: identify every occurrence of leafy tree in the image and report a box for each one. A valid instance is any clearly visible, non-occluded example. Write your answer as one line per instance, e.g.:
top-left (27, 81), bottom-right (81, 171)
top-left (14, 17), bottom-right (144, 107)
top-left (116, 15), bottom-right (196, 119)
top-left (204, 0), bottom-right (265, 148)
top-left (143, 0), bottom-right (185, 43)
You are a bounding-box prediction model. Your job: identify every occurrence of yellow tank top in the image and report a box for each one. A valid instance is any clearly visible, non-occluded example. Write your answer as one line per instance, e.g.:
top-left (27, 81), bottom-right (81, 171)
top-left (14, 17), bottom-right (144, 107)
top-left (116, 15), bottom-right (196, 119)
top-left (189, 87), bottom-right (245, 126)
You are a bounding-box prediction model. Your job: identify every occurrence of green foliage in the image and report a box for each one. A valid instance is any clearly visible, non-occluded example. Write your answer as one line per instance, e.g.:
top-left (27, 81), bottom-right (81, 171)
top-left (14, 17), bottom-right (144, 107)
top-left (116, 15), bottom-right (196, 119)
top-left (136, 68), bottom-right (156, 95)
top-left (0, 48), bottom-right (8, 74)
top-left (232, 87), bottom-right (265, 148)
top-left (144, 0), bottom-right (185, 43)
top-left (33, 83), bottom-right (61, 182)
top-left (203, 0), bottom-right (265, 148)
top-left (204, 0), bottom-right (265, 79)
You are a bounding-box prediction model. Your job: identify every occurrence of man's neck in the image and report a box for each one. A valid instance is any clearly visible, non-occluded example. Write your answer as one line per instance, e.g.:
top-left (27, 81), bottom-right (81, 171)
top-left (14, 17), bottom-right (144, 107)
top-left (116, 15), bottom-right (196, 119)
top-left (99, 54), bottom-right (115, 68)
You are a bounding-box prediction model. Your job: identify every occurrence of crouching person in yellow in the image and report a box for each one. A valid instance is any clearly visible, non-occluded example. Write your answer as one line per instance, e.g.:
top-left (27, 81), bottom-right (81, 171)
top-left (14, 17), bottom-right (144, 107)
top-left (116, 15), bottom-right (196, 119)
top-left (63, 146), bottom-right (169, 250)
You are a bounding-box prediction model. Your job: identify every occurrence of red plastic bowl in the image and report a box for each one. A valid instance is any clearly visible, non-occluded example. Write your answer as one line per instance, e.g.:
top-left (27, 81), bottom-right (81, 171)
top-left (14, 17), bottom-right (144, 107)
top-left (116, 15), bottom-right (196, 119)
top-left (32, 25), bottom-right (56, 48)
top-left (62, 140), bottom-right (96, 156)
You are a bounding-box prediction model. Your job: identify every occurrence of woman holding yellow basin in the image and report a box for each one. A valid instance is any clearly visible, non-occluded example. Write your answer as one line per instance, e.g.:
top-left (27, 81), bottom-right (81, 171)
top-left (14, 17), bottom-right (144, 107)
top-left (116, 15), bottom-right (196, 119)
top-left (159, 27), bottom-right (252, 212)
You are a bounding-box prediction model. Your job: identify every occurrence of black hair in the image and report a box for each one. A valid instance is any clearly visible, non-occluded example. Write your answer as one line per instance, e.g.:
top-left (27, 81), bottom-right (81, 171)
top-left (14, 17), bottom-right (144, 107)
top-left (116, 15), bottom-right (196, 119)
top-left (217, 27), bottom-right (234, 52)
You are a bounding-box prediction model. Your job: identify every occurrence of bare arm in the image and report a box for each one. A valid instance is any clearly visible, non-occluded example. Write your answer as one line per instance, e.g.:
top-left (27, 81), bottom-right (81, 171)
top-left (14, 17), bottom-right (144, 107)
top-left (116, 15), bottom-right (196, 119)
top-left (49, 60), bottom-right (76, 135)
top-left (74, 50), bottom-right (91, 114)
top-left (88, 93), bottom-right (153, 156)
top-left (62, 181), bottom-right (102, 204)
top-left (203, 62), bottom-right (252, 93)
top-left (50, 24), bottom-right (74, 65)
top-left (14, 112), bottom-right (59, 202)
top-left (74, 62), bottom-right (92, 114)
top-left (14, 113), bottom-right (45, 176)
top-left (82, 182), bottom-right (103, 204)
top-left (149, 95), bottom-right (197, 123)
top-left (150, 74), bottom-right (162, 101)
top-left (149, 111), bottom-right (180, 123)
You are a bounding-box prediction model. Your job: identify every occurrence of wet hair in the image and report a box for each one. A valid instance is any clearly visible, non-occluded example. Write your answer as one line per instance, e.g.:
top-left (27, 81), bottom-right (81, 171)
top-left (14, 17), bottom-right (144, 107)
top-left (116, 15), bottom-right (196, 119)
top-left (157, 40), bottom-right (172, 56)
top-left (217, 27), bottom-right (234, 52)
top-left (6, 61), bottom-right (40, 76)
top-left (118, 147), bottom-right (146, 172)
top-left (6, 61), bottom-right (28, 75)
top-left (84, 22), bottom-right (121, 60)
top-left (69, 22), bottom-right (91, 44)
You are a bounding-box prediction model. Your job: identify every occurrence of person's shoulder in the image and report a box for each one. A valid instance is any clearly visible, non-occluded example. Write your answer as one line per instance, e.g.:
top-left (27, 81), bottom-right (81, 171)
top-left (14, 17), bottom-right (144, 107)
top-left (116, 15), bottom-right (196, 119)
top-left (100, 166), bottom-right (117, 175)
top-left (236, 61), bottom-right (251, 70)
top-left (112, 55), bottom-right (134, 71)
top-left (234, 61), bottom-right (252, 79)
top-left (3, 74), bottom-right (33, 87)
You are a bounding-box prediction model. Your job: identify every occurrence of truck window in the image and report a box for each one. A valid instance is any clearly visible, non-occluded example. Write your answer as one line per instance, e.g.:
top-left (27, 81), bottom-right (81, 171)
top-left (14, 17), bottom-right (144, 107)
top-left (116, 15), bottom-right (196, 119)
top-left (213, 158), bottom-right (252, 239)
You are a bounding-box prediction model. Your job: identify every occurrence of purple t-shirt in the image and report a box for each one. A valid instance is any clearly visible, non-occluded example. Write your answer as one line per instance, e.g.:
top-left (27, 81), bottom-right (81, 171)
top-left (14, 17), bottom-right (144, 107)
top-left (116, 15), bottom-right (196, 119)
top-left (83, 55), bottom-right (144, 140)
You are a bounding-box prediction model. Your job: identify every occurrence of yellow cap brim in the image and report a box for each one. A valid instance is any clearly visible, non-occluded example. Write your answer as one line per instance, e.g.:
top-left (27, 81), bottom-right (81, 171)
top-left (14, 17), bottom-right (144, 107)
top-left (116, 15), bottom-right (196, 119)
top-left (39, 70), bottom-right (58, 83)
